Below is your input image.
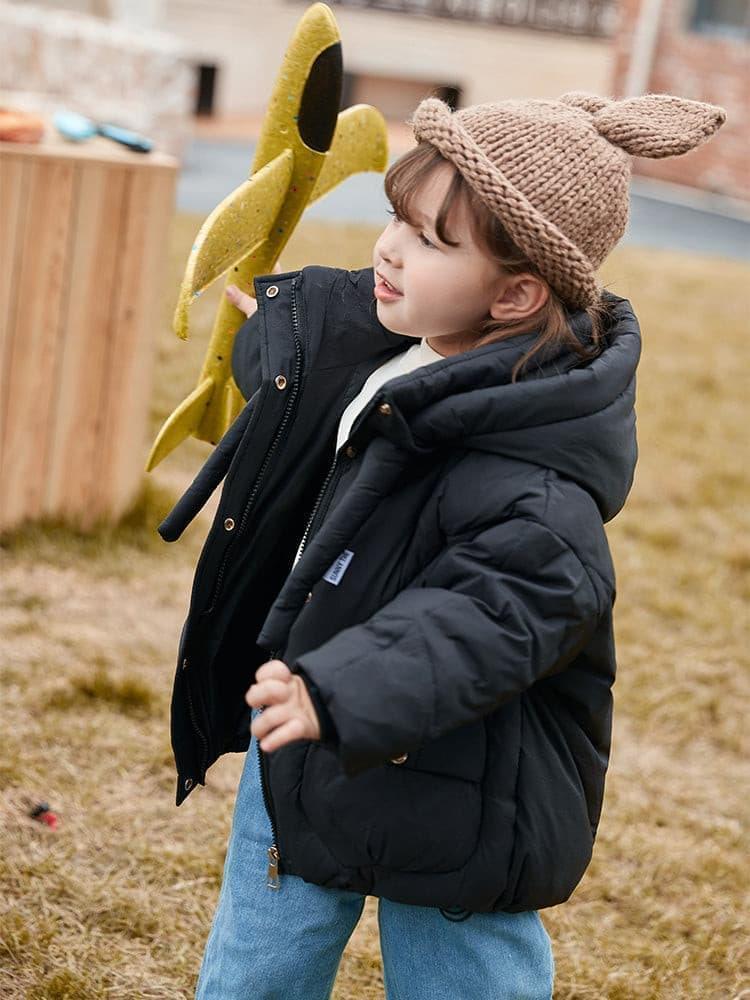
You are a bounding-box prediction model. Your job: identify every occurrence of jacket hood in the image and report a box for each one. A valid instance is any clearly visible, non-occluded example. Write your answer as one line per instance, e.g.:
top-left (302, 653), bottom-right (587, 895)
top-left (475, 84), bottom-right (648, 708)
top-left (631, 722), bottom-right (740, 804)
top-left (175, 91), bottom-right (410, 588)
top-left (350, 283), bottom-right (641, 522)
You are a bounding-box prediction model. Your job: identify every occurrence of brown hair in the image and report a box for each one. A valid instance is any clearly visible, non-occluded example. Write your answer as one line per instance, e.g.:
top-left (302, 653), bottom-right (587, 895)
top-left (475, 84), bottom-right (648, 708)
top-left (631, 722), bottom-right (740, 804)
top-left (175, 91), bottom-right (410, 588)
top-left (383, 142), bottom-right (610, 380)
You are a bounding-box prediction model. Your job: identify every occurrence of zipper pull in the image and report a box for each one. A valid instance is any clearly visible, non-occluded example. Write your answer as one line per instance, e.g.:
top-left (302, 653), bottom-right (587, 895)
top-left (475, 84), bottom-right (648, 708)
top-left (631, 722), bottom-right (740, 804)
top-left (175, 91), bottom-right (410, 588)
top-left (267, 844), bottom-right (281, 889)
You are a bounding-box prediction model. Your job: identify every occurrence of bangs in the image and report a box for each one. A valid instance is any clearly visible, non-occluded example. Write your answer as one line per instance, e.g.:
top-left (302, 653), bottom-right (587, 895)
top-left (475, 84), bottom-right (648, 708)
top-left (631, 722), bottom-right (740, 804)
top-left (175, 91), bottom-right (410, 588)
top-left (383, 142), bottom-right (465, 248)
top-left (383, 141), bottom-right (515, 258)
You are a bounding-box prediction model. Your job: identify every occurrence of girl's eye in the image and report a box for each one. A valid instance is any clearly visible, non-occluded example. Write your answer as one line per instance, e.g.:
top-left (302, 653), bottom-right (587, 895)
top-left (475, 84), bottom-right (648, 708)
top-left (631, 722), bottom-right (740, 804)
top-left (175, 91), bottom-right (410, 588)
top-left (385, 207), bottom-right (436, 248)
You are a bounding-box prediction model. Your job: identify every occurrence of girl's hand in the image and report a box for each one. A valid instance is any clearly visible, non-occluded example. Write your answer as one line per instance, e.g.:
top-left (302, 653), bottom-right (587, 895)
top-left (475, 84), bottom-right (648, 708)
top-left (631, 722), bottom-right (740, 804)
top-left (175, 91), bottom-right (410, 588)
top-left (226, 262), bottom-right (284, 318)
top-left (246, 659), bottom-right (321, 752)
top-left (225, 284), bottom-right (257, 318)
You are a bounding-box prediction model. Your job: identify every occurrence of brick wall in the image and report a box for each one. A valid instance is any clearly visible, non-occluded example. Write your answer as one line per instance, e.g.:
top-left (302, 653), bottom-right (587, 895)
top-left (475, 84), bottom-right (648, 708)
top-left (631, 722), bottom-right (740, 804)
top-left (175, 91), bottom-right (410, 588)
top-left (610, 0), bottom-right (749, 200)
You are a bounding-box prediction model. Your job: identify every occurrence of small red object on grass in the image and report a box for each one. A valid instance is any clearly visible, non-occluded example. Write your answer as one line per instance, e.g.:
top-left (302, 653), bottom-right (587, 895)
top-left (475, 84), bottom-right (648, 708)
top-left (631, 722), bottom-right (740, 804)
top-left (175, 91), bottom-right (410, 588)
top-left (29, 802), bottom-right (59, 830)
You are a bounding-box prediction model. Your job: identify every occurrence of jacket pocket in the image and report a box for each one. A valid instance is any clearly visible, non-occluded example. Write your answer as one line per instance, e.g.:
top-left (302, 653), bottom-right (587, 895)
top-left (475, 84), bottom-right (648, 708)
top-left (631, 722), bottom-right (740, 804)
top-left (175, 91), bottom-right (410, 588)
top-left (391, 718), bottom-right (486, 781)
top-left (299, 720), bottom-right (486, 875)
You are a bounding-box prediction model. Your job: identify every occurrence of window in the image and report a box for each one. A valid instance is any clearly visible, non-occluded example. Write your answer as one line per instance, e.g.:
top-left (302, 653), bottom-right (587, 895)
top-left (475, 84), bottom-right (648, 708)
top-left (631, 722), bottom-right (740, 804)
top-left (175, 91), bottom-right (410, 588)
top-left (195, 64), bottom-right (218, 117)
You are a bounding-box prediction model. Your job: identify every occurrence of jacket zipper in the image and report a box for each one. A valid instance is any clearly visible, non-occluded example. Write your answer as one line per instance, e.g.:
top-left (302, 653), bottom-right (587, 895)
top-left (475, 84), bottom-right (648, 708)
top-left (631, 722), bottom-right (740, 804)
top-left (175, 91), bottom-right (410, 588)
top-left (254, 448), bottom-right (351, 882)
top-left (258, 449), bottom-right (347, 887)
top-left (258, 647), bottom-right (282, 889)
top-left (233, 279), bottom-right (303, 887)
top-left (192, 279), bottom-right (302, 822)
top-left (205, 281), bottom-right (304, 615)
top-left (295, 450), bottom-right (342, 564)
top-left (257, 445), bottom-right (347, 886)
top-left (295, 360), bottom-right (371, 564)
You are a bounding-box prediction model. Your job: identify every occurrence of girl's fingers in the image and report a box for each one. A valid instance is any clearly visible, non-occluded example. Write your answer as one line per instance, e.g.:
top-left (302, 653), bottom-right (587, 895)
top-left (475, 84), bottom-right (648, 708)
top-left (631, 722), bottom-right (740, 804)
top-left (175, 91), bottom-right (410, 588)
top-left (258, 716), bottom-right (308, 753)
top-left (250, 701), bottom-right (291, 740)
top-left (245, 677), bottom-right (291, 707)
top-left (255, 660), bottom-right (291, 683)
top-left (225, 284), bottom-right (257, 318)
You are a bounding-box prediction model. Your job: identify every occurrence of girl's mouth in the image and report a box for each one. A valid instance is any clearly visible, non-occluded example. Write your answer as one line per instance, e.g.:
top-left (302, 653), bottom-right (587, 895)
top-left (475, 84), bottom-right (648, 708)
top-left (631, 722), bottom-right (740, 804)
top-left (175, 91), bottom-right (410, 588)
top-left (374, 273), bottom-right (403, 302)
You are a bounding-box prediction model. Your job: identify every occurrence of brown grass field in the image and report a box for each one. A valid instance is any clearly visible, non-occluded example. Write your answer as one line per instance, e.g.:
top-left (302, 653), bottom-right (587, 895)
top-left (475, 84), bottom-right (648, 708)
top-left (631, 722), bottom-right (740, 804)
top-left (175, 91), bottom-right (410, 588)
top-left (1, 214), bottom-right (748, 999)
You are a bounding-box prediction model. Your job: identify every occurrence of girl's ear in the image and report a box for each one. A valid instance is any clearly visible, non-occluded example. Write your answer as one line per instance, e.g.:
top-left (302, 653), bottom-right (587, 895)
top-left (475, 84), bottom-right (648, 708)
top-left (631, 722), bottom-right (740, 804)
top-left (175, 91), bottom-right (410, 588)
top-left (489, 273), bottom-right (549, 322)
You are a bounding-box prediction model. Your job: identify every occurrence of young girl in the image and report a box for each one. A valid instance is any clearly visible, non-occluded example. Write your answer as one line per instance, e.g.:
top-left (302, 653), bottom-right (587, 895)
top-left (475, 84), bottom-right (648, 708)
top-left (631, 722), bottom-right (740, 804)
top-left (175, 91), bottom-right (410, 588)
top-left (160, 91), bottom-right (725, 999)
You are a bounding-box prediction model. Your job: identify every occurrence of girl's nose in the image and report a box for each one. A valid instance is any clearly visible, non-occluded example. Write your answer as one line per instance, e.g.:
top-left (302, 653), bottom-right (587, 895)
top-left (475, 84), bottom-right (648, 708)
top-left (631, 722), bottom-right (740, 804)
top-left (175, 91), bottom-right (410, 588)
top-left (375, 222), bottom-right (402, 267)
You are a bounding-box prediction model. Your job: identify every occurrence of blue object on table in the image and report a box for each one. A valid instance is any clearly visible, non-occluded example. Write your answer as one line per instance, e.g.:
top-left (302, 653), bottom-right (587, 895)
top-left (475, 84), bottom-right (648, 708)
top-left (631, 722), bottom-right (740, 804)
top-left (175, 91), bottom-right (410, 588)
top-left (54, 110), bottom-right (96, 142)
top-left (53, 110), bottom-right (153, 153)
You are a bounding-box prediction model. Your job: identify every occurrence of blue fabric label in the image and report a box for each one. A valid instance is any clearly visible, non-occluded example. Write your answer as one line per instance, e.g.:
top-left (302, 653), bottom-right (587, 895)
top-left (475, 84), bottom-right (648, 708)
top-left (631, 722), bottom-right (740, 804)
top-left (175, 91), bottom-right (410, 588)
top-left (323, 549), bottom-right (354, 586)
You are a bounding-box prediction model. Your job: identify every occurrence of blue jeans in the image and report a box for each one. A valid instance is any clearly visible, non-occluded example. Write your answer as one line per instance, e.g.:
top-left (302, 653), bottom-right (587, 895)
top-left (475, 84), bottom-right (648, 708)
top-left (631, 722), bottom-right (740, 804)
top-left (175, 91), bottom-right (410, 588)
top-left (196, 716), bottom-right (554, 999)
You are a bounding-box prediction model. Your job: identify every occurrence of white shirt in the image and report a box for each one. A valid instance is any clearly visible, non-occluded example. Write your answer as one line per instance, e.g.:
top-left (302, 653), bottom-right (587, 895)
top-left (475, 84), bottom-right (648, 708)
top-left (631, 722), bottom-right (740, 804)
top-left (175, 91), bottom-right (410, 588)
top-left (293, 337), bottom-right (444, 568)
top-left (335, 337), bottom-right (445, 452)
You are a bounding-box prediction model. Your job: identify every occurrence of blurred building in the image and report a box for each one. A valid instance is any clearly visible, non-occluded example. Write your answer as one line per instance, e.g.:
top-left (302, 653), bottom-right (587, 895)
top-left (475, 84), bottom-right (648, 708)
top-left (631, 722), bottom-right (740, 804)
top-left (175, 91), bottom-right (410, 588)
top-left (5, 0), bottom-right (748, 204)
top-left (167, 0), bottom-right (616, 120)
top-left (611, 0), bottom-right (749, 200)
top-left (131, 0), bottom-right (750, 204)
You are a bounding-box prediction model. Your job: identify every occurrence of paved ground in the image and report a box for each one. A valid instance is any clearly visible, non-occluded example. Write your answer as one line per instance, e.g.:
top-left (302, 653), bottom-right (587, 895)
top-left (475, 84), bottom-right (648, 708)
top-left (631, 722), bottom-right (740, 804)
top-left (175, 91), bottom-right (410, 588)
top-left (176, 137), bottom-right (750, 261)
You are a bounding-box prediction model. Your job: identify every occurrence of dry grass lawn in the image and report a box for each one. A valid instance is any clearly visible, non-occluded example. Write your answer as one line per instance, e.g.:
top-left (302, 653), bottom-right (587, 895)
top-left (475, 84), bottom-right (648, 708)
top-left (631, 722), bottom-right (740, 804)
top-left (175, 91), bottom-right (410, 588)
top-left (1, 213), bottom-right (748, 999)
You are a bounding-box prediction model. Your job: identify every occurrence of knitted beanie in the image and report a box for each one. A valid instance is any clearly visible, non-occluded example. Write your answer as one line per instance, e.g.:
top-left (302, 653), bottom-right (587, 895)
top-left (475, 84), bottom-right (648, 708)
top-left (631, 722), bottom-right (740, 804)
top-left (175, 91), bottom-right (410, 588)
top-left (409, 92), bottom-right (727, 308)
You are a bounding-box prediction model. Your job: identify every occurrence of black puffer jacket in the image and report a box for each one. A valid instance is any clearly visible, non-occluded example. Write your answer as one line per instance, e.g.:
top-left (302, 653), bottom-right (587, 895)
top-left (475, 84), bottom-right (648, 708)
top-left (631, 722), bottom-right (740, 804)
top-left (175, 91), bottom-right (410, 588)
top-left (160, 265), bottom-right (641, 914)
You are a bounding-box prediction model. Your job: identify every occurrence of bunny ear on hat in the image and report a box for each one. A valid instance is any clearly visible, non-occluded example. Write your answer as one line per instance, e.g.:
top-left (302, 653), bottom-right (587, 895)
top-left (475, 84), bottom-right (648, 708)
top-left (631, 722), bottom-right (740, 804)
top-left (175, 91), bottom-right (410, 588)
top-left (559, 91), bottom-right (611, 114)
top-left (561, 91), bottom-right (727, 159)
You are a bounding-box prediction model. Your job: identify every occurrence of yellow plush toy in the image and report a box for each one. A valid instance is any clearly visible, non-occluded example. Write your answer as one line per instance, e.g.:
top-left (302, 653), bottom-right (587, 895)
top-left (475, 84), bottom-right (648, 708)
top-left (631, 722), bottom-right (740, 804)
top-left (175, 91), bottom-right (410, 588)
top-left (147, 2), bottom-right (388, 470)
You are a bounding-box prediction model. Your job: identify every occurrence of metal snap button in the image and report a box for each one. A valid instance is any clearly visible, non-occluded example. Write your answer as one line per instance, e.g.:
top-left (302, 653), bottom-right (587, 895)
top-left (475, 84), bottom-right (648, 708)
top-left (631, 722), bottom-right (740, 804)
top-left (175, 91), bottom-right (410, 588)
top-left (266, 285), bottom-right (279, 298)
top-left (274, 374), bottom-right (287, 390)
top-left (304, 591), bottom-right (313, 603)
top-left (378, 402), bottom-right (392, 416)
top-left (184, 777), bottom-right (194, 791)
top-left (224, 517), bottom-right (235, 531)
top-left (390, 753), bottom-right (408, 764)
top-left (345, 444), bottom-right (357, 458)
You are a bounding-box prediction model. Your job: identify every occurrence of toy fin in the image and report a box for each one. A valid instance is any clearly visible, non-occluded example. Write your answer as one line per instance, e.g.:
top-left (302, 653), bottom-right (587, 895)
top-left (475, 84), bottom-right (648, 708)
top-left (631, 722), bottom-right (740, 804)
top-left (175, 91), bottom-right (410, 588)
top-left (172, 150), bottom-right (293, 341)
top-left (309, 104), bottom-right (389, 204)
top-left (146, 377), bottom-right (214, 471)
top-left (222, 375), bottom-right (246, 434)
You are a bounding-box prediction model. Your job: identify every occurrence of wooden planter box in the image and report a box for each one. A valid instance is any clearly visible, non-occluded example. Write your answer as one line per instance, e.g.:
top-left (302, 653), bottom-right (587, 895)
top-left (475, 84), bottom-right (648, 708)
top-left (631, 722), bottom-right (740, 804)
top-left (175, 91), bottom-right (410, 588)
top-left (0, 133), bottom-right (177, 533)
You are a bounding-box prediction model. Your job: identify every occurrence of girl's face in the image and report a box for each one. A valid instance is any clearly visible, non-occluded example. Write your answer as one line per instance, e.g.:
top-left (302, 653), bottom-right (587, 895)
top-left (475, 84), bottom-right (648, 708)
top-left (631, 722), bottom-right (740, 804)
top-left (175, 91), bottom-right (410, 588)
top-left (372, 161), bottom-right (507, 353)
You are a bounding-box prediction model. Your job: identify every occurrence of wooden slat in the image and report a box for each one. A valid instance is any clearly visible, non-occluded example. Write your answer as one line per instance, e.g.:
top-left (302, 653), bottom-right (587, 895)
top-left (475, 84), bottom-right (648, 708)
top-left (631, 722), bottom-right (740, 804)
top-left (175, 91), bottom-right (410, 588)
top-left (42, 165), bottom-right (129, 522)
top-left (0, 158), bottom-right (75, 526)
top-left (0, 155), bottom-right (29, 481)
top-left (94, 166), bottom-right (176, 519)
